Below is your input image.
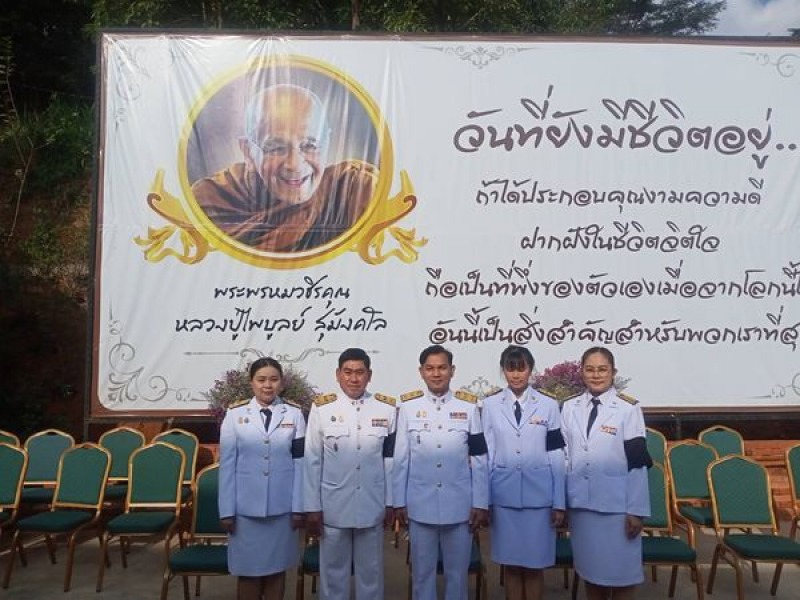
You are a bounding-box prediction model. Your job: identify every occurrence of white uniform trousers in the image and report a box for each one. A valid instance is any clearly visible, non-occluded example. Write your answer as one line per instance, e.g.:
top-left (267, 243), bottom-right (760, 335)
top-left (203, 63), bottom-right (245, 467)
top-left (320, 523), bottom-right (384, 600)
top-left (409, 520), bottom-right (472, 600)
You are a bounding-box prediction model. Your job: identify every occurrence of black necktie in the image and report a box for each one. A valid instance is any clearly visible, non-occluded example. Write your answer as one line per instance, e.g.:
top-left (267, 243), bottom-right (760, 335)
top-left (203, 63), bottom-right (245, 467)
top-left (261, 408), bottom-right (272, 432)
top-left (586, 397), bottom-right (600, 436)
top-left (513, 400), bottom-right (522, 425)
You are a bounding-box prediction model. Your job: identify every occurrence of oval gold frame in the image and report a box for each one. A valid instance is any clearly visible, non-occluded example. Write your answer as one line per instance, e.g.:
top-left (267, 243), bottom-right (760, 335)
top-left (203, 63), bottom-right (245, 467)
top-left (179, 55), bottom-right (393, 269)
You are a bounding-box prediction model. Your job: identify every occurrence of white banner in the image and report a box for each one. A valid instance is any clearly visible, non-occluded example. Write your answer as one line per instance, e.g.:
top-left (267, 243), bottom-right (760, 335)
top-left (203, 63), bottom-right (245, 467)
top-left (93, 34), bottom-right (800, 413)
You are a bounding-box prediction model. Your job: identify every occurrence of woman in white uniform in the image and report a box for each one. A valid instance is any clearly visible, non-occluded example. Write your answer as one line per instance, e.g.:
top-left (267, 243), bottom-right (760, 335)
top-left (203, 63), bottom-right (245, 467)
top-left (482, 345), bottom-right (566, 600)
top-left (562, 347), bottom-right (651, 600)
top-left (219, 357), bottom-right (306, 600)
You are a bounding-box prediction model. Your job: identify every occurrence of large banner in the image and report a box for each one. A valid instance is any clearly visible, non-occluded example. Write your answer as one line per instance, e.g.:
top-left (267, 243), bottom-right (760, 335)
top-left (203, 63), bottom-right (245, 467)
top-left (92, 33), bottom-right (800, 415)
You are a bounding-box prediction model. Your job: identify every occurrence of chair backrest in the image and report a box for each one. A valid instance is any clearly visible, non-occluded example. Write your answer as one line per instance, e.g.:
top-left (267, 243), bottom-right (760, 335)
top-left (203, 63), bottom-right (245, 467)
top-left (53, 443), bottom-right (111, 511)
top-left (0, 443), bottom-right (28, 512)
top-left (643, 462), bottom-right (671, 532)
top-left (698, 425), bottom-right (744, 458)
top-left (99, 426), bottom-right (146, 481)
top-left (191, 463), bottom-right (225, 538)
top-left (126, 442), bottom-right (185, 513)
top-left (23, 429), bottom-right (75, 485)
top-left (152, 429), bottom-right (198, 486)
top-left (646, 427), bottom-right (667, 466)
top-left (786, 443), bottom-right (800, 510)
top-left (666, 440), bottom-right (718, 503)
top-left (0, 430), bottom-right (20, 446)
top-left (707, 455), bottom-right (775, 532)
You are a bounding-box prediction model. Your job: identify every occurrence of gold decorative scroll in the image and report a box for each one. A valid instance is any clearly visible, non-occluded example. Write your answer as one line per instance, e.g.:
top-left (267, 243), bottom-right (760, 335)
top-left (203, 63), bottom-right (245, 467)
top-left (134, 169), bottom-right (212, 264)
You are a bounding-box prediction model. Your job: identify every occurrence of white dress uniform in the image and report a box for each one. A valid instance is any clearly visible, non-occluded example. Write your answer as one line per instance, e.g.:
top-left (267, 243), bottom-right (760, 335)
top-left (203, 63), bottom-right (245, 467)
top-left (393, 389), bottom-right (489, 600)
top-left (303, 391), bottom-right (397, 600)
top-left (482, 386), bottom-right (566, 568)
top-left (561, 389), bottom-right (651, 587)
top-left (218, 397), bottom-right (306, 576)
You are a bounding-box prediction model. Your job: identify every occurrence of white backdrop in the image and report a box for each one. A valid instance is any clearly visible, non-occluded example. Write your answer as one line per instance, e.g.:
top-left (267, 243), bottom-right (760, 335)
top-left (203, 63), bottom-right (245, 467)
top-left (92, 34), bottom-right (800, 413)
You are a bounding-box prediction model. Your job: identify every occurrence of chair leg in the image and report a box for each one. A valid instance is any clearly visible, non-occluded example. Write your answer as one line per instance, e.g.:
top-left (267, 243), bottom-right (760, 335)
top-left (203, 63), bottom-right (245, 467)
top-left (651, 564), bottom-right (658, 582)
top-left (181, 575), bottom-right (190, 600)
top-left (571, 570), bottom-right (580, 600)
top-left (562, 566), bottom-right (568, 589)
top-left (120, 536), bottom-right (129, 568)
top-left (706, 544), bottom-right (721, 594)
top-left (789, 517), bottom-right (798, 540)
top-left (2, 529), bottom-right (20, 589)
top-left (45, 534), bottom-right (57, 564)
top-left (194, 574), bottom-right (202, 597)
top-left (96, 532), bottom-right (112, 592)
top-left (751, 560), bottom-right (759, 582)
top-left (771, 563), bottom-right (783, 595)
top-left (693, 564), bottom-right (705, 600)
top-left (64, 532), bottom-right (79, 592)
top-left (160, 569), bottom-right (171, 600)
top-left (668, 566), bottom-right (678, 597)
top-left (295, 567), bottom-right (304, 600)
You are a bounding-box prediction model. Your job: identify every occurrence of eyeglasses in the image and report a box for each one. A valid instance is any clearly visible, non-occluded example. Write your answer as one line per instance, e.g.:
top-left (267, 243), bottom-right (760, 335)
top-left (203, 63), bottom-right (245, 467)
top-left (583, 366), bottom-right (612, 374)
top-left (248, 137), bottom-right (323, 157)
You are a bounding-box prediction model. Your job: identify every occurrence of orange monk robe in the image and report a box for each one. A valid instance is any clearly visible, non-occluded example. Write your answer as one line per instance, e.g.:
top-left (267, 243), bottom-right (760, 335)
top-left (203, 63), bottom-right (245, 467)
top-left (192, 160), bottom-right (377, 253)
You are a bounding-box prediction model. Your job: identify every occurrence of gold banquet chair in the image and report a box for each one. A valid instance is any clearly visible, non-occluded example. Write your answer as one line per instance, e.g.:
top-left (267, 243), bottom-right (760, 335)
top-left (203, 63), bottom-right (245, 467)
top-left (99, 425), bottom-right (146, 505)
top-left (698, 425), bottom-right (744, 459)
top-left (706, 455), bottom-right (800, 600)
top-left (0, 442), bottom-right (27, 539)
top-left (97, 441), bottom-right (185, 591)
top-left (3, 443), bottom-right (111, 592)
top-left (161, 464), bottom-right (228, 600)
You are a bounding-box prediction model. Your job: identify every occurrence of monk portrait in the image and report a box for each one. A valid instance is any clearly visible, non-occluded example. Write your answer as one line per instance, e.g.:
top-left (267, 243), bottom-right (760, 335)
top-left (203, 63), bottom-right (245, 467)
top-left (192, 84), bottom-right (377, 253)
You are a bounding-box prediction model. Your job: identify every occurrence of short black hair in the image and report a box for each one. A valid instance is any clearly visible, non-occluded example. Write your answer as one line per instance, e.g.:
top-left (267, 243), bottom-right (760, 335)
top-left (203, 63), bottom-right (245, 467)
top-left (499, 345), bottom-right (534, 371)
top-left (249, 357), bottom-right (283, 380)
top-left (419, 344), bottom-right (453, 366)
top-left (338, 347), bottom-right (371, 370)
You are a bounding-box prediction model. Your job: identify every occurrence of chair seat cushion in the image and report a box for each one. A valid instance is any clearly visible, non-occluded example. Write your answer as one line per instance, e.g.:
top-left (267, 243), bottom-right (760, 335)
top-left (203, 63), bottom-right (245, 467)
top-left (679, 505), bottom-right (713, 526)
top-left (21, 487), bottom-right (56, 504)
top-left (169, 544), bottom-right (228, 573)
top-left (642, 536), bottom-right (697, 562)
top-left (302, 542), bottom-right (320, 572)
top-left (555, 537), bottom-right (573, 566)
top-left (724, 534), bottom-right (800, 560)
top-left (107, 511), bottom-right (177, 534)
top-left (19, 510), bottom-right (94, 532)
top-left (104, 484), bottom-right (128, 500)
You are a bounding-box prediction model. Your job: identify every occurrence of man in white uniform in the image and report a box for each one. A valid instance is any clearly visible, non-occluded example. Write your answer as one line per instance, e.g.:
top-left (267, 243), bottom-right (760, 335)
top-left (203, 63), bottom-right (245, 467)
top-left (394, 344), bottom-right (489, 600)
top-left (304, 348), bottom-right (396, 600)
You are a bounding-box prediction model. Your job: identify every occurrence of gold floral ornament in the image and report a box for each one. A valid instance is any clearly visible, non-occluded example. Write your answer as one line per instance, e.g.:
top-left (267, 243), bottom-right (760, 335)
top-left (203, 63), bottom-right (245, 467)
top-left (134, 55), bottom-right (426, 270)
top-left (134, 169), bottom-right (212, 264)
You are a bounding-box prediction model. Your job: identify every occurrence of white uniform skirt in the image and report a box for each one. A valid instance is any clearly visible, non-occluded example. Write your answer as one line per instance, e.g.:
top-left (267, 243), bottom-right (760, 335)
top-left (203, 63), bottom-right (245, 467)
top-left (227, 514), bottom-right (299, 577)
top-left (490, 505), bottom-right (556, 568)
top-left (568, 509), bottom-right (643, 586)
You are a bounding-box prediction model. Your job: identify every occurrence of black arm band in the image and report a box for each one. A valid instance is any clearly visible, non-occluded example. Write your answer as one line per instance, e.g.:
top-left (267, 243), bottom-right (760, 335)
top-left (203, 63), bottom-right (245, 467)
top-left (468, 433), bottom-right (488, 456)
top-left (624, 436), bottom-right (653, 470)
top-left (382, 432), bottom-right (396, 458)
top-left (546, 428), bottom-right (566, 451)
top-left (291, 437), bottom-right (305, 459)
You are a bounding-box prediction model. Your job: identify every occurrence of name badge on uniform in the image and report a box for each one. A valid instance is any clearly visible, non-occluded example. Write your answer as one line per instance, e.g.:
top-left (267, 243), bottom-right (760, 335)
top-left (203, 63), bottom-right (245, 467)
top-left (372, 418), bottom-right (389, 427)
top-left (529, 417), bottom-right (548, 426)
top-left (449, 411), bottom-right (467, 420)
top-left (600, 425), bottom-right (618, 436)
top-left (280, 422), bottom-right (294, 428)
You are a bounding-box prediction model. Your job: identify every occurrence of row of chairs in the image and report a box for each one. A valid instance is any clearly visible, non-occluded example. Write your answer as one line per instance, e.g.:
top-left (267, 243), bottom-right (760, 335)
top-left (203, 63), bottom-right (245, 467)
top-left (642, 426), bottom-right (800, 600)
top-left (0, 427), bottom-right (226, 599)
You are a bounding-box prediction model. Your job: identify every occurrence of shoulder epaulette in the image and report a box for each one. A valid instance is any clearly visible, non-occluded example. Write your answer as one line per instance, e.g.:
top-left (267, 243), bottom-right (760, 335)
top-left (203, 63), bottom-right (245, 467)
top-left (401, 390), bottom-right (424, 402)
top-left (314, 393), bottom-right (337, 407)
top-left (284, 398), bottom-right (301, 409)
top-left (484, 386), bottom-right (503, 398)
top-left (374, 393), bottom-right (396, 407)
top-left (227, 398), bottom-right (249, 409)
top-left (617, 392), bottom-right (638, 405)
top-left (536, 388), bottom-right (559, 401)
top-left (454, 389), bottom-right (478, 404)
top-left (561, 391), bottom-right (583, 403)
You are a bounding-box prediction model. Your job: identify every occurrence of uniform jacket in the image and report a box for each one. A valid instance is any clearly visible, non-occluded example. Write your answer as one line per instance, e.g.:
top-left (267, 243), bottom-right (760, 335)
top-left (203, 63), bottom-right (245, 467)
top-left (303, 391), bottom-right (396, 528)
top-left (482, 386), bottom-right (566, 510)
top-left (561, 389), bottom-right (650, 517)
top-left (393, 389), bottom-right (489, 525)
top-left (218, 397), bottom-right (305, 519)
